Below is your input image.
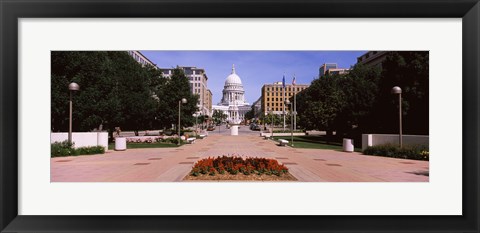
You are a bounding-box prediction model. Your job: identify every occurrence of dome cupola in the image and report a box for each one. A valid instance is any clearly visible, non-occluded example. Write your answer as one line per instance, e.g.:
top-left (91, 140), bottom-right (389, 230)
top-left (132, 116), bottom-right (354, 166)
top-left (224, 64), bottom-right (243, 86)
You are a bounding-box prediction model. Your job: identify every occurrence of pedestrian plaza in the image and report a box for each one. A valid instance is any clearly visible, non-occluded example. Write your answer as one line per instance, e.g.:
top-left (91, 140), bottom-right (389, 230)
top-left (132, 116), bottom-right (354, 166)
top-left (51, 127), bottom-right (429, 182)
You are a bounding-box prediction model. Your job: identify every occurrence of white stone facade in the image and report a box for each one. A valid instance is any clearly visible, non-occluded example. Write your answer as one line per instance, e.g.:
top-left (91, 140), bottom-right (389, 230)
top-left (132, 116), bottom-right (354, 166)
top-left (212, 65), bottom-right (251, 124)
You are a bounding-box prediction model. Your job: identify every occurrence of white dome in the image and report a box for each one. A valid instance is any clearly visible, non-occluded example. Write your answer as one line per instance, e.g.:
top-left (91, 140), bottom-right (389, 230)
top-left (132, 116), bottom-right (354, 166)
top-left (224, 64), bottom-right (243, 86)
top-left (225, 73), bottom-right (242, 85)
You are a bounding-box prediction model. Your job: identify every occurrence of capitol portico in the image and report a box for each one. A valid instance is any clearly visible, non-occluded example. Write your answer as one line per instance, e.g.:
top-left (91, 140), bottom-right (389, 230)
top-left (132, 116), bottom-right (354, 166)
top-left (212, 65), bottom-right (251, 124)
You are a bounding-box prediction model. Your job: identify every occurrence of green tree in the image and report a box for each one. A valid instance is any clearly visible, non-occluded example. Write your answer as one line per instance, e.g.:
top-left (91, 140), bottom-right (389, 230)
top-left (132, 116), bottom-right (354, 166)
top-left (295, 75), bottom-right (346, 141)
top-left (51, 51), bottom-right (167, 139)
top-left (51, 51), bottom-right (126, 134)
top-left (244, 106), bottom-right (255, 121)
top-left (212, 109), bottom-right (227, 124)
top-left (335, 64), bottom-right (381, 138)
top-left (295, 51), bottom-right (428, 145)
top-left (263, 112), bottom-right (282, 126)
top-left (371, 51), bottom-right (429, 135)
top-left (155, 67), bottom-right (199, 132)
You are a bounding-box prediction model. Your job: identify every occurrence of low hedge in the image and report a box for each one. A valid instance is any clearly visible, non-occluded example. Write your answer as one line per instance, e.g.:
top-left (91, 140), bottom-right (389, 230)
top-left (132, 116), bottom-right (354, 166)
top-left (51, 140), bottom-right (105, 157)
top-left (363, 143), bottom-right (429, 161)
top-left (272, 130), bottom-right (304, 133)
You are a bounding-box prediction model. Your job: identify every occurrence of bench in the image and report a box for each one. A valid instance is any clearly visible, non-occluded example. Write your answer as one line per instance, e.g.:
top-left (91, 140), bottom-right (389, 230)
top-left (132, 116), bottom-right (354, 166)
top-left (198, 134), bottom-right (207, 139)
top-left (278, 139), bottom-right (289, 146)
top-left (263, 135), bottom-right (271, 140)
top-left (186, 138), bottom-right (196, 144)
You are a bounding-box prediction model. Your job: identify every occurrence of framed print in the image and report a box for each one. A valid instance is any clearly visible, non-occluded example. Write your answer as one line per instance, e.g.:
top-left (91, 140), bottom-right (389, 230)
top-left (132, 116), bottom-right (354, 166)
top-left (1, 0), bottom-right (479, 232)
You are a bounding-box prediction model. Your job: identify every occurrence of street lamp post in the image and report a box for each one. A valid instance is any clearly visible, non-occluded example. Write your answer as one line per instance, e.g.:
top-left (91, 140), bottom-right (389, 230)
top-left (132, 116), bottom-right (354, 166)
top-left (178, 98), bottom-right (187, 145)
top-left (193, 112), bottom-right (199, 133)
top-left (268, 107), bottom-right (273, 138)
top-left (391, 86), bottom-right (403, 148)
top-left (285, 100), bottom-right (294, 147)
top-left (263, 112), bottom-right (266, 132)
top-left (68, 82), bottom-right (80, 144)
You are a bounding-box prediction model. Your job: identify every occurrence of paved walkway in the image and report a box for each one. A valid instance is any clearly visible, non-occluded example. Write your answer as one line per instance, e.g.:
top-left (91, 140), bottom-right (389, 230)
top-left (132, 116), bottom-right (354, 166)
top-left (51, 134), bottom-right (429, 182)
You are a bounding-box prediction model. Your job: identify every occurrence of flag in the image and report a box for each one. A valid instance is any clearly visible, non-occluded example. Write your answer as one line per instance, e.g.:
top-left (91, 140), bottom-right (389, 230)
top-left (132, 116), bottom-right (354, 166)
top-left (292, 75), bottom-right (296, 85)
top-left (282, 74), bottom-right (286, 88)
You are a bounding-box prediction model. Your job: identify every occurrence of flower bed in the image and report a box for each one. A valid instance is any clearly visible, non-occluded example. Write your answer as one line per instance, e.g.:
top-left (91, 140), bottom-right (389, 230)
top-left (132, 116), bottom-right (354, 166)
top-left (125, 136), bottom-right (179, 144)
top-left (186, 156), bottom-right (296, 181)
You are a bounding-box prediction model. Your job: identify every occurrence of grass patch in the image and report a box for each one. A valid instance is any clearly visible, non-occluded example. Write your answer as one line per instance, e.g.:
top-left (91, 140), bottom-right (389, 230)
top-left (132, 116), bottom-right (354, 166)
top-left (108, 143), bottom-right (180, 150)
top-left (273, 136), bottom-right (361, 152)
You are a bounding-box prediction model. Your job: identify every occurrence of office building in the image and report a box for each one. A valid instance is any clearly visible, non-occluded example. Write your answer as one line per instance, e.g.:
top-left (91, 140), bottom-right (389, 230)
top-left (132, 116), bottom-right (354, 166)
top-left (319, 63), bottom-right (349, 77)
top-left (261, 82), bottom-right (309, 115)
top-left (357, 51), bottom-right (389, 68)
top-left (160, 66), bottom-right (212, 116)
top-left (128, 51), bottom-right (157, 68)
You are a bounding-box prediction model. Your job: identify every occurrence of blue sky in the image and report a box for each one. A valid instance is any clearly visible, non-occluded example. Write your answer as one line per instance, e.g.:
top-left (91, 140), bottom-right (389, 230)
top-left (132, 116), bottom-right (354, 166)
top-left (140, 51), bottom-right (367, 104)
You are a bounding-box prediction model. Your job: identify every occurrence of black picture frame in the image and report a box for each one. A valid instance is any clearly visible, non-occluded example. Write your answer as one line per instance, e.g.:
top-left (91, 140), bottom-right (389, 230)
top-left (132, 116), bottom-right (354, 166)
top-left (1, 0), bottom-right (479, 232)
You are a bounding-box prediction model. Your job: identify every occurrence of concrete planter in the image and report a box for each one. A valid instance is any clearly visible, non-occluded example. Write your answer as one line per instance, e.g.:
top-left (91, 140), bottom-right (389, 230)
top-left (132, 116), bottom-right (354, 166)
top-left (362, 134), bottom-right (429, 151)
top-left (343, 138), bottom-right (354, 152)
top-left (230, 126), bottom-right (239, 136)
top-left (115, 137), bottom-right (127, 151)
top-left (51, 132), bottom-right (108, 151)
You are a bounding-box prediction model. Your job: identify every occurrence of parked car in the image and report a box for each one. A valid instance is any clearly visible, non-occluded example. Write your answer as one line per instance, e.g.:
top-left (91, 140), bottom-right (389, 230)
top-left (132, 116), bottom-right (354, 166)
top-left (207, 125), bottom-right (215, 131)
top-left (253, 125), bottom-right (261, 131)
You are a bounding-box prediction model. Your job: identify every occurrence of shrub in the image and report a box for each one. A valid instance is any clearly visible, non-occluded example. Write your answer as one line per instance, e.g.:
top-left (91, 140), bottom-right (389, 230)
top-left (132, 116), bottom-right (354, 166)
top-left (75, 146), bottom-right (105, 155)
top-left (51, 140), bottom-right (105, 157)
top-left (163, 137), bottom-right (180, 145)
top-left (272, 130), bottom-right (304, 133)
top-left (190, 156), bottom-right (289, 176)
top-left (363, 143), bottom-right (429, 161)
top-left (51, 141), bottom-right (76, 157)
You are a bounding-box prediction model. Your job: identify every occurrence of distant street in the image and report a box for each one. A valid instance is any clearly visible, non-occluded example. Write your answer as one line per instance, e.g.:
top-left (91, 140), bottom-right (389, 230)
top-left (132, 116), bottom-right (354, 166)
top-left (205, 124), bottom-right (263, 136)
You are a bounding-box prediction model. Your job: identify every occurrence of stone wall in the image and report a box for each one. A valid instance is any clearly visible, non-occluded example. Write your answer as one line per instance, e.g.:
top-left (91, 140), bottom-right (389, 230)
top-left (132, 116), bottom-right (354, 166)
top-left (361, 134), bottom-right (429, 151)
top-left (51, 132), bottom-right (109, 151)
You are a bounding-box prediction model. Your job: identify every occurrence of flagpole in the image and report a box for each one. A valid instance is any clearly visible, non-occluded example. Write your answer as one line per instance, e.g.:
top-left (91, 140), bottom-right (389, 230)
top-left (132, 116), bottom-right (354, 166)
top-left (293, 75), bottom-right (297, 131)
top-left (283, 74), bottom-right (286, 132)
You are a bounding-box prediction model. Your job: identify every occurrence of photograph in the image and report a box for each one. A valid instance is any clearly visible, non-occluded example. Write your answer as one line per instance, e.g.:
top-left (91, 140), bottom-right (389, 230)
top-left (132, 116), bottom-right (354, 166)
top-left (2, 0), bottom-right (479, 231)
top-left (50, 50), bottom-right (429, 182)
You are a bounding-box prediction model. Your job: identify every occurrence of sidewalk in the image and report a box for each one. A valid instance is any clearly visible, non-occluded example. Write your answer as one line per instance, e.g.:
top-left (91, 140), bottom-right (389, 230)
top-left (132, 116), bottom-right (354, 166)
top-left (51, 134), bottom-right (429, 182)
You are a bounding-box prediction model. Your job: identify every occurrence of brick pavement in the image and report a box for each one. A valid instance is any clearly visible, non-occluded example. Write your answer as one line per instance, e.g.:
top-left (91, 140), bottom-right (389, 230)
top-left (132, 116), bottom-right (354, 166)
top-left (51, 134), bottom-right (429, 182)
